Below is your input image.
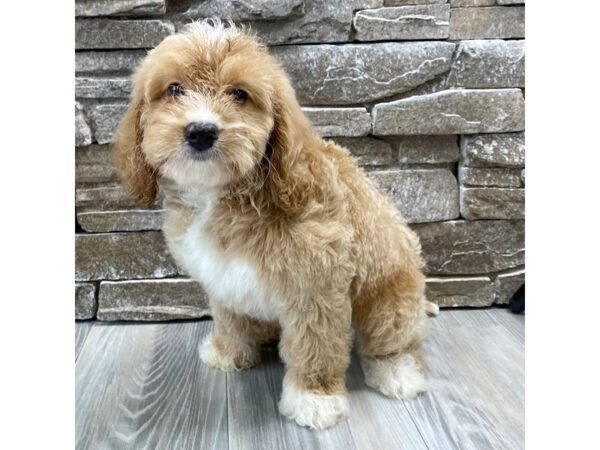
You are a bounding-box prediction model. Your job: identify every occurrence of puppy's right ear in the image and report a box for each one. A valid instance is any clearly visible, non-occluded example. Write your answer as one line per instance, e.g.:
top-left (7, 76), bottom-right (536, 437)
top-left (112, 83), bottom-right (158, 207)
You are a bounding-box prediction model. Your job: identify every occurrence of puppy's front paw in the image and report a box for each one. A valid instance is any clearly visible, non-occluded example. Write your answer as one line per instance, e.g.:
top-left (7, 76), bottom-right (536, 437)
top-left (361, 354), bottom-right (426, 400)
top-left (198, 335), bottom-right (258, 372)
top-left (278, 382), bottom-right (348, 430)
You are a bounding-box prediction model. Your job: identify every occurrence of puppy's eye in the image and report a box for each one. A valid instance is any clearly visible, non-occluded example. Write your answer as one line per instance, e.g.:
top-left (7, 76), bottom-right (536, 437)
top-left (167, 83), bottom-right (184, 97)
top-left (232, 88), bottom-right (248, 103)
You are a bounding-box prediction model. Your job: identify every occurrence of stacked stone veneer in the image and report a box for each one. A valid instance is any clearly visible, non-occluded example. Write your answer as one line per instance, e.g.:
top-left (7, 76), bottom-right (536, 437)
top-left (75, 0), bottom-right (525, 320)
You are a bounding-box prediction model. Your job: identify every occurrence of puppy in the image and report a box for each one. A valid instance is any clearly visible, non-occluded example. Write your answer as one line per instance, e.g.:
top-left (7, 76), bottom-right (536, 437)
top-left (114, 20), bottom-right (429, 430)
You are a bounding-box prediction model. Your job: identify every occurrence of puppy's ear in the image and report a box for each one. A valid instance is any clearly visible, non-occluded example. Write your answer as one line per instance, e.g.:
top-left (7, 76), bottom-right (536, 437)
top-left (266, 74), bottom-right (316, 214)
top-left (112, 82), bottom-right (158, 207)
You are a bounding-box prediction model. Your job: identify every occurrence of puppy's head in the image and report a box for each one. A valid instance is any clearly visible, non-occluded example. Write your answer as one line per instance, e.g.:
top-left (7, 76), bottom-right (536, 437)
top-left (113, 20), bottom-right (309, 206)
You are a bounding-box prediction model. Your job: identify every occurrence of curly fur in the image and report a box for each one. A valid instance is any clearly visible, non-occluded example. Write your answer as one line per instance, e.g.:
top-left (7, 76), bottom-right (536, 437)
top-left (113, 19), bottom-right (429, 430)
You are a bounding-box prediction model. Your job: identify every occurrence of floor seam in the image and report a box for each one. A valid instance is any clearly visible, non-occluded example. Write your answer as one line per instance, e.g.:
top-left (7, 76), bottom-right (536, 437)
top-left (402, 399), bottom-right (431, 450)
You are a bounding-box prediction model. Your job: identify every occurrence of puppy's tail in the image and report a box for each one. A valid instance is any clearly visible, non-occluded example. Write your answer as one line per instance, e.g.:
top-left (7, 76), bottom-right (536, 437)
top-left (424, 300), bottom-right (439, 317)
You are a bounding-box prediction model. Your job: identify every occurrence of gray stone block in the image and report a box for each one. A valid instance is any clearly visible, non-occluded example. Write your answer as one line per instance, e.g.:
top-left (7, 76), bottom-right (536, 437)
top-left (385, 0), bottom-right (446, 4)
top-left (458, 167), bottom-right (522, 188)
top-left (460, 187), bottom-right (525, 220)
top-left (450, 0), bottom-right (493, 6)
top-left (76, 50), bottom-right (146, 73)
top-left (76, 77), bottom-right (132, 99)
top-left (372, 89), bottom-right (525, 135)
top-left (497, 0), bottom-right (524, 4)
top-left (75, 102), bottom-right (92, 147)
top-left (168, 0), bottom-right (305, 21)
top-left (329, 137), bottom-right (393, 167)
top-left (273, 42), bottom-right (455, 105)
top-left (76, 183), bottom-right (149, 210)
top-left (450, 6), bottom-right (525, 40)
top-left (75, 0), bottom-right (166, 17)
top-left (88, 103), bottom-right (127, 144)
top-left (353, 5), bottom-right (450, 41)
top-left (399, 162), bottom-right (455, 171)
top-left (391, 73), bottom-right (449, 102)
top-left (78, 209), bottom-right (164, 232)
top-left (303, 107), bottom-right (372, 137)
top-left (426, 276), bottom-right (495, 307)
top-left (461, 132), bottom-right (525, 167)
top-left (412, 220), bottom-right (524, 275)
top-left (447, 40), bottom-right (525, 88)
top-left (494, 268), bottom-right (525, 305)
top-left (76, 145), bottom-right (118, 185)
top-left (97, 279), bottom-right (210, 321)
top-left (368, 169), bottom-right (459, 223)
top-left (75, 232), bottom-right (178, 281)
top-left (396, 135), bottom-right (459, 164)
top-left (75, 19), bottom-right (174, 50)
top-left (75, 282), bottom-right (97, 320)
top-left (245, 0), bottom-right (383, 45)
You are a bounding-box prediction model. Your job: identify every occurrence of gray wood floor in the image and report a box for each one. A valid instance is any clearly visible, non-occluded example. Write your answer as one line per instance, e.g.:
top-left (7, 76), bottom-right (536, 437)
top-left (76, 309), bottom-right (524, 450)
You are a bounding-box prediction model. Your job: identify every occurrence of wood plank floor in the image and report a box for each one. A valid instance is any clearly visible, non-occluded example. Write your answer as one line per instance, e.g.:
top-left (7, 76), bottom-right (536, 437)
top-left (76, 309), bottom-right (524, 450)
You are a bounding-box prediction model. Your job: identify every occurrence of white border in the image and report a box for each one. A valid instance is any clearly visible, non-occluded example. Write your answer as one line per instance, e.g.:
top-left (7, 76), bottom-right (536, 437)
top-left (527, 1), bottom-right (600, 448)
top-left (0, 1), bottom-right (74, 448)
top-left (1, 1), bottom-right (600, 448)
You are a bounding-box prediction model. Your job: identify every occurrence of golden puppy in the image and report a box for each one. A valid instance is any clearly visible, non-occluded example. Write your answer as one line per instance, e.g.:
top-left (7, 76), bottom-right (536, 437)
top-left (114, 20), bottom-right (429, 430)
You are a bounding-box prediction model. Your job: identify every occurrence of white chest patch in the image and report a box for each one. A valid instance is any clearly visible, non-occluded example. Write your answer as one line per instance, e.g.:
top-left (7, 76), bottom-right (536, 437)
top-left (170, 199), bottom-right (277, 322)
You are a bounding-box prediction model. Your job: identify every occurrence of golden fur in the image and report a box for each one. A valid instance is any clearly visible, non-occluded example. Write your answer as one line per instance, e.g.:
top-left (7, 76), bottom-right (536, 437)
top-left (113, 20), bottom-right (429, 430)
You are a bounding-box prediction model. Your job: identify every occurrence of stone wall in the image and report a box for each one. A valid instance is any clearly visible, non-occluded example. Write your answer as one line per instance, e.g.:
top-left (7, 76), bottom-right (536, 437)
top-left (75, 0), bottom-right (525, 320)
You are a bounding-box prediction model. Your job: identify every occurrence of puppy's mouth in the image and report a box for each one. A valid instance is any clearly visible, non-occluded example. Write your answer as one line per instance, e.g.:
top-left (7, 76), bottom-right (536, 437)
top-left (185, 141), bottom-right (219, 162)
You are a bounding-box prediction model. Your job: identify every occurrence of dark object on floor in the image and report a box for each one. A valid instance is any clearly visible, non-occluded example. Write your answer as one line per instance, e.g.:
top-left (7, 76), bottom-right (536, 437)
top-left (509, 284), bottom-right (525, 314)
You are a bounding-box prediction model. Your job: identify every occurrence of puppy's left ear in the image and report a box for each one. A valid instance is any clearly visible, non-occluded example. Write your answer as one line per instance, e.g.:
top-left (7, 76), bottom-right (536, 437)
top-left (265, 72), bottom-right (316, 214)
top-left (112, 83), bottom-right (158, 207)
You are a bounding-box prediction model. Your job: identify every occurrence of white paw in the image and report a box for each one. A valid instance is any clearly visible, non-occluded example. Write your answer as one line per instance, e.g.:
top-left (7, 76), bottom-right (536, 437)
top-left (278, 382), bottom-right (348, 430)
top-left (198, 335), bottom-right (239, 372)
top-left (425, 300), bottom-right (440, 317)
top-left (361, 354), bottom-right (426, 399)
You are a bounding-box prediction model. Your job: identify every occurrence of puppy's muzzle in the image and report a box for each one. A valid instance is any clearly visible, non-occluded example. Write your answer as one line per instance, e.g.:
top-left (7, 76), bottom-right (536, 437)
top-left (185, 122), bottom-right (219, 152)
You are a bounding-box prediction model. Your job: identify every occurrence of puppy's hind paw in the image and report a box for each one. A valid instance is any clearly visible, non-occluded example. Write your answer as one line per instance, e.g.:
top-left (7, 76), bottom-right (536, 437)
top-left (279, 382), bottom-right (348, 430)
top-left (361, 354), bottom-right (426, 400)
top-left (425, 300), bottom-right (440, 317)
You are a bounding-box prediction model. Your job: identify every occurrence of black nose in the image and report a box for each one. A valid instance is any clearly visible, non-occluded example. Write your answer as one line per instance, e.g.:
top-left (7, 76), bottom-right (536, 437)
top-left (185, 122), bottom-right (219, 152)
